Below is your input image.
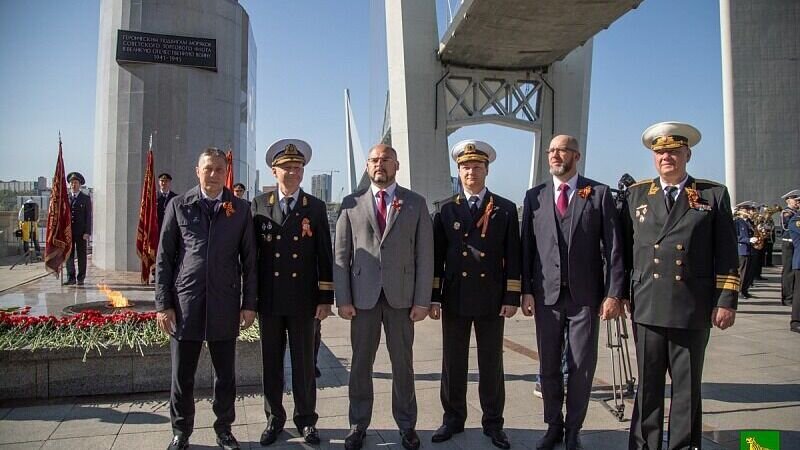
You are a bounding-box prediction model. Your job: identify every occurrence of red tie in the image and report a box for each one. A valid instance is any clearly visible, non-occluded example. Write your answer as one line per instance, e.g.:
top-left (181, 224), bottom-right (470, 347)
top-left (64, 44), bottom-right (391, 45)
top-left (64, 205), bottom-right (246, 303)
top-left (557, 184), bottom-right (569, 217)
top-left (376, 190), bottom-right (387, 235)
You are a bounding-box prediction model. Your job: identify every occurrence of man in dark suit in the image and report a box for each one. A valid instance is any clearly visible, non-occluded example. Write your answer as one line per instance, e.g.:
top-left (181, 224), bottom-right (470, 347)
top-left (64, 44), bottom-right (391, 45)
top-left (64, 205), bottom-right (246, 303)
top-left (429, 140), bottom-right (520, 449)
top-left (521, 135), bottom-right (625, 450)
top-left (334, 144), bottom-right (434, 450)
top-left (620, 122), bottom-right (739, 450)
top-left (786, 202), bottom-right (800, 333)
top-left (251, 139), bottom-right (334, 446)
top-left (157, 173), bottom-right (178, 231)
top-left (64, 172), bottom-right (92, 286)
top-left (155, 148), bottom-right (257, 450)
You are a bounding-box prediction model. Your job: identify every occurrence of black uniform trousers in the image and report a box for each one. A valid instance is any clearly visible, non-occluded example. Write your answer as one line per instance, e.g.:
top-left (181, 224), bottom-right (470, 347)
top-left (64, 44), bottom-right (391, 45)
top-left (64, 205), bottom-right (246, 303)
top-left (170, 337), bottom-right (237, 437)
top-left (65, 236), bottom-right (87, 282)
top-left (440, 310), bottom-right (505, 431)
top-left (534, 289), bottom-right (599, 430)
top-left (792, 270), bottom-right (800, 325)
top-left (782, 240), bottom-right (795, 304)
top-left (629, 324), bottom-right (709, 450)
top-left (738, 255), bottom-right (754, 295)
top-left (259, 314), bottom-right (318, 431)
top-left (752, 247), bottom-right (764, 279)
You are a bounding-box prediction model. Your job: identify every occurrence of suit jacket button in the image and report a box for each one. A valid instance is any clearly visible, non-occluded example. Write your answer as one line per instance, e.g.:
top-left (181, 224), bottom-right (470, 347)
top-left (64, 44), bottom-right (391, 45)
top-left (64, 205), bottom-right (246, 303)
top-left (675, 275), bottom-right (682, 281)
top-left (292, 273), bottom-right (297, 278)
top-left (462, 251), bottom-right (468, 256)
top-left (274, 272), bottom-right (279, 277)
top-left (294, 236), bottom-right (299, 241)
top-left (293, 254), bottom-right (298, 258)
top-left (654, 258), bottom-right (660, 264)
top-left (480, 273), bottom-right (485, 278)
top-left (464, 233), bottom-right (469, 237)
top-left (276, 235), bottom-right (281, 240)
top-left (653, 273), bottom-right (660, 279)
top-left (676, 244), bottom-right (684, 250)
top-left (676, 260), bottom-right (683, 265)
top-left (275, 253), bottom-right (280, 258)
top-left (462, 272), bottom-right (468, 277)
top-left (653, 244), bottom-right (660, 249)
top-left (480, 252), bottom-right (485, 257)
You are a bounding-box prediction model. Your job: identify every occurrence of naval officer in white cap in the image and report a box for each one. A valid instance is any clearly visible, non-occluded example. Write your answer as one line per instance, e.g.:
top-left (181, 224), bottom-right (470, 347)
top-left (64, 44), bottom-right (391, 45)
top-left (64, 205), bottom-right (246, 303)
top-left (620, 121), bottom-right (739, 450)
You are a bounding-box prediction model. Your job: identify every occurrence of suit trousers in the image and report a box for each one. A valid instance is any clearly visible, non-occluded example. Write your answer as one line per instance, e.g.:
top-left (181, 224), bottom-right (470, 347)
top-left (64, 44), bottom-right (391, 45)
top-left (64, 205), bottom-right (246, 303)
top-left (65, 236), bottom-right (87, 282)
top-left (628, 324), bottom-right (709, 450)
top-left (259, 314), bottom-right (318, 430)
top-left (440, 311), bottom-right (505, 431)
top-left (170, 337), bottom-right (237, 437)
top-left (782, 241), bottom-right (795, 303)
top-left (349, 293), bottom-right (417, 431)
top-left (533, 289), bottom-right (599, 430)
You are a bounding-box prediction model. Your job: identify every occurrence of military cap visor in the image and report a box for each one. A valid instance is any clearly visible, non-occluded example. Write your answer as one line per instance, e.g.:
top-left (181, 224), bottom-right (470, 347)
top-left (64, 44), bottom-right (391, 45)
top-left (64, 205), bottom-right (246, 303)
top-left (67, 172), bottom-right (85, 185)
top-left (642, 121), bottom-right (701, 151)
top-left (781, 189), bottom-right (800, 200)
top-left (157, 173), bottom-right (173, 181)
top-left (266, 139), bottom-right (313, 167)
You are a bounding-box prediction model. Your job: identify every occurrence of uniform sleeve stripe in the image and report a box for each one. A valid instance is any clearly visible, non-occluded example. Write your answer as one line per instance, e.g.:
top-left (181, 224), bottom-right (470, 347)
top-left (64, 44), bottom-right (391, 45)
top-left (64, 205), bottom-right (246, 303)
top-left (716, 281), bottom-right (740, 291)
top-left (318, 281), bottom-right (335, 291)
top-left (506, 280), bottom-right (522, 292)
top-left (432, 278), bottom-right (441, 289)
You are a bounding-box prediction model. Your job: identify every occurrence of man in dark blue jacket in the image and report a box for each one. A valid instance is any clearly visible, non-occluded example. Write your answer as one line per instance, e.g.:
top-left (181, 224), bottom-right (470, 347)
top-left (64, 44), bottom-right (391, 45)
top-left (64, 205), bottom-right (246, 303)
top-left (734, 202), bottom-right (757, 298)
top-left (155, 148), bottom-right (257, 450)
top-left (64, 172), bottom-right (91, 286)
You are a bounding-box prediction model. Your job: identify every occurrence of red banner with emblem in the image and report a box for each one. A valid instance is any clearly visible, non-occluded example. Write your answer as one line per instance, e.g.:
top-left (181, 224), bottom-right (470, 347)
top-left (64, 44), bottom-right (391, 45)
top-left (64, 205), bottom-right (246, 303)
top-left (225, 149), bottom-right (234, 190)
top-left (44, 137), bottom-right (73, 276)
top-left (135, 140), bottom-right (159, 284)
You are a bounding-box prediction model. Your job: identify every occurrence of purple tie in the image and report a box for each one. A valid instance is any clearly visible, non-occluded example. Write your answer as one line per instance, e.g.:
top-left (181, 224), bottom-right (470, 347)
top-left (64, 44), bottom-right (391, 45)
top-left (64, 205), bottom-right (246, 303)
top-left (557, 184), bottom-right (569, 217)
top-left (376, 190), bottom-right (387, 235)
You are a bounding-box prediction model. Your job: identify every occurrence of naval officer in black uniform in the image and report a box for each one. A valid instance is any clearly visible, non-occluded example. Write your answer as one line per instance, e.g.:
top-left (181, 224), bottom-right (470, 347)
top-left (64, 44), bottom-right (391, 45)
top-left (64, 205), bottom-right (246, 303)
top-left (251, 139), bottom-right (334, 446)
top-left (429, 140), bottom-right (520, 449)
top-left (64, 172), bottom-right (92, 286)
top-left (620, 122), bottom-right (739, 450)
top-left (780, 190), bottom-right (800, 306)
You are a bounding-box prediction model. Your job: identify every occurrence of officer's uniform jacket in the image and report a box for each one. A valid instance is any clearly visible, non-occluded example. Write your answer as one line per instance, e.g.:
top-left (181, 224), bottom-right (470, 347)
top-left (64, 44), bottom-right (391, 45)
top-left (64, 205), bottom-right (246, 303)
top-left (251, 189), bottom-right (334, 317)
top-left (69, 191), bottom-right (92, 236)
top-left (788, 212), bottom-right (800, 270)
top-left (734, 216), bottom-right (753, 256)
top-left (782, 207), bottom-right (798, 237)
top-left (157, 190), bottom-right (178, 229)
top-left (155, 186), bottom-right (257, 341)
top-left (432, 191), bottom-right (521, 316)
top-left (621, 176), bottom-right (739, 329)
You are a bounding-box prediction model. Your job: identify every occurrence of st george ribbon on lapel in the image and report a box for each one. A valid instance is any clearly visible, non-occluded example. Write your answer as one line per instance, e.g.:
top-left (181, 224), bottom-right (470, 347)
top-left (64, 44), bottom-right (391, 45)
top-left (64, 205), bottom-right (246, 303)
top-left (376, 190), bottom-right (387, 235)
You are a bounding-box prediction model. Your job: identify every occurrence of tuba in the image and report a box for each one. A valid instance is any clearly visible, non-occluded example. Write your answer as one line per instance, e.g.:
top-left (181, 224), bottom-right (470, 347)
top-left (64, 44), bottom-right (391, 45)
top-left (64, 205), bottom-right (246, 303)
top-left (750, 205), bottom-right (781, 250)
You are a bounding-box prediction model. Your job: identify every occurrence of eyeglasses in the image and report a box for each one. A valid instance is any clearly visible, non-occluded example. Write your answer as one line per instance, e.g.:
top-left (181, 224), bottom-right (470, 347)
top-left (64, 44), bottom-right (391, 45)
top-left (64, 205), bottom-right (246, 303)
top-left (547, 147), bottom-right (577, 155)
top-left (367, 157), bottom-right (395, 165)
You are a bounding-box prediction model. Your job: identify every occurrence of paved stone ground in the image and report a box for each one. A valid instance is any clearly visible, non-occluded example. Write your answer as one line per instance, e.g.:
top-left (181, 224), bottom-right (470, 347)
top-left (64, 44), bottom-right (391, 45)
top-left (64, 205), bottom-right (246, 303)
top-left (0, 262), bottom-right (798, 449)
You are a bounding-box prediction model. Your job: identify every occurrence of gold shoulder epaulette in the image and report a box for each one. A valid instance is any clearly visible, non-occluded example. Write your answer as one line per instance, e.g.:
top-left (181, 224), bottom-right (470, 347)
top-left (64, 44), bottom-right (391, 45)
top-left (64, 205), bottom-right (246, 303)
top-left (694, 178), bottom-right (723, 188)
top-left (629, 180), bottom-right (651, 188)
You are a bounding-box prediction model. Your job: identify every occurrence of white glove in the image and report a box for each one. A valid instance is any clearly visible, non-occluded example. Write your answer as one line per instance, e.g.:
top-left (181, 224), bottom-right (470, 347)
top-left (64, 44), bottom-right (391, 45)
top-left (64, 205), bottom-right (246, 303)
top-left (749, 237), bottom-right (758, 244)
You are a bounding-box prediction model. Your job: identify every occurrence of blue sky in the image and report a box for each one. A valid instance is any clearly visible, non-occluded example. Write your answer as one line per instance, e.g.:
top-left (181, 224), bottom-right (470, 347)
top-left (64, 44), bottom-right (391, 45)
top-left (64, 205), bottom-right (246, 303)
top-left (0, 0), bottom-right (725, 203)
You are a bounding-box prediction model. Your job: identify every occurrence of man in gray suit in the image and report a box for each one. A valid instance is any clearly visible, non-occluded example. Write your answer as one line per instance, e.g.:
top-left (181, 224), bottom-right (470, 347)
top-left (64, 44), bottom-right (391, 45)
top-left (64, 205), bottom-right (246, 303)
top-left (334, 144), bottom-right (434, 450)
top-left (156, 148), bottom-right (257, 450)
top-left (521, 135), bottom-right (625, 450)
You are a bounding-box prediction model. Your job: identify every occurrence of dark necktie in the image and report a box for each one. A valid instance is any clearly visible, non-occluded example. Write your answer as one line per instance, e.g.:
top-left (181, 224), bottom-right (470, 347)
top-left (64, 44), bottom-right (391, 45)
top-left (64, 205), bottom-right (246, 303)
top-left (284, 196), bottom-right (294, 215)
top-left (204, 198), bottom-right (218, 217)
top-left (665, 186), bottom-right (678, 212)
top-left (469, 195), bottom-right (480, 219)
top-left (376, 190), bottom-right (387, 236)
top-left (556, 184), bottom-right (569, 217)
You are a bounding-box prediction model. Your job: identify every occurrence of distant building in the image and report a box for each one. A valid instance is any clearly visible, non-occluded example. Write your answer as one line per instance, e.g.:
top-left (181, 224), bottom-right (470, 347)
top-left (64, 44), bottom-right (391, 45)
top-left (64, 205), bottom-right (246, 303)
top-left (450, 176), bottom-right (461, 195)
top-left (0, 179), bottom-right (42, 193)
top-left (311, 174), bottom-right (332, 203)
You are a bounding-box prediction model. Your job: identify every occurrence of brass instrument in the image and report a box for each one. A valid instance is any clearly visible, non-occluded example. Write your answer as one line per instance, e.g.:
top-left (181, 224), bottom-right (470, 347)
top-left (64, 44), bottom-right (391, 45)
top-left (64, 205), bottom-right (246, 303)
top-left (749, 205), bottom-right (781, 250)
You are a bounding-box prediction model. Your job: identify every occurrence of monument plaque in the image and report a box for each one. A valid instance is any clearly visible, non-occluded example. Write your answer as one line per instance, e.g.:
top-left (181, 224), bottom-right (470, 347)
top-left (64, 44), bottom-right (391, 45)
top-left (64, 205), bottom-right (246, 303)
top-left (116, 29), bottom-right (217, 71)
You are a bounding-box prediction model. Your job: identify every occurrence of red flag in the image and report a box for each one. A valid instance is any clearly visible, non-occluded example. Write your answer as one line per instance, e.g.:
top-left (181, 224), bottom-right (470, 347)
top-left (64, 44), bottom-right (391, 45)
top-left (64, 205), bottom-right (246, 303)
top-left (225, 149), bottom-right (234, 190)
top-left (136, 136), bottom-right (159, 283)
top-left (45, 136), bottom-right (73, 276)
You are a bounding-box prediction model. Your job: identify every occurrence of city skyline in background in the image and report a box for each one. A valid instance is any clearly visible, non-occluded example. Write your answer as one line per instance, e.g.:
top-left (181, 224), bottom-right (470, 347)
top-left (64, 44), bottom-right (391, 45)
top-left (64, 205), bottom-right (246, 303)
top-left (0, 0), bottom-right (729, 204)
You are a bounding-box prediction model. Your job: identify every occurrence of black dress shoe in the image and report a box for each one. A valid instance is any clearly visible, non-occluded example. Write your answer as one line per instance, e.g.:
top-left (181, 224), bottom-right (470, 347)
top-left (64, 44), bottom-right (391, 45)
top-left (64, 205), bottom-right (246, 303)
top-left (216, 430), bottom-right (241, 450)
top-left (740, 291), bottom-right (750, 299)
top-left (76, 280), bottom-right (85, 286)
top-left (790, 323), bottom-right (800, 334)
top-left (484, 429), bottom-right (510, 449)
top-left (167, 435), bottom-right (189, 450)
top-left (431, 424), bottom-right (464, 443)
top-left (536, 425), bottom-right (564, 450)
top-left (565, 428), bottom-right (583, 450)
top-left (344, 428), bottom-right (366, 450)
top-left (400, 429), bottom-right (421, 450)
top-left (63, 278), bottom-right (76, 286)
top-left (260, 424), bottom-right (283, 446)
top-left (302, 425), bottom-right (321, 445)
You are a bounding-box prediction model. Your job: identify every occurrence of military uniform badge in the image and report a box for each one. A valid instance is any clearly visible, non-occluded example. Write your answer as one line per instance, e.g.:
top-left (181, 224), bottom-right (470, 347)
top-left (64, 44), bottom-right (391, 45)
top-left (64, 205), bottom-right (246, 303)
top-left (266, 234), bottom-right (272, 242)
top-left (302, 217), bottom-right (313, 237)
top-left (453, 221), bottom-right (461, 230)
top-left (636, 204), bottom-right (648, 223)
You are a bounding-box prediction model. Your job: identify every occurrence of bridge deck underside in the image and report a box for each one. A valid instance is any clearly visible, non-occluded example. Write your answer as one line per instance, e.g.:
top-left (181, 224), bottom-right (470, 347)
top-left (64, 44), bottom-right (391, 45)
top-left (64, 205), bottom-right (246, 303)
top-left (439, 0), bottom-right (643, 70)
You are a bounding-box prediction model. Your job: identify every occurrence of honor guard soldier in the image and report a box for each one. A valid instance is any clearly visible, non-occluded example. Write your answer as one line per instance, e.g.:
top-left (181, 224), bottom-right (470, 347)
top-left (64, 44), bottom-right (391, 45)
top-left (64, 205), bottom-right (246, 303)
top-left (64, 172), bottom-right (92, 286)
top-left (621, 122), bottom-right (739, 450)
top-left (251, 139), bottom-right (334, 446)
top-left (780, 190), bottom-right (800, 306)
top-left (787, 207), bottom-right (800, 332)
top-left (734, 201), bottom-right (758, 298)
top-left (157, 173), bottom-right (178, 231)
top-left (429, 140), bottom-right (520, 449)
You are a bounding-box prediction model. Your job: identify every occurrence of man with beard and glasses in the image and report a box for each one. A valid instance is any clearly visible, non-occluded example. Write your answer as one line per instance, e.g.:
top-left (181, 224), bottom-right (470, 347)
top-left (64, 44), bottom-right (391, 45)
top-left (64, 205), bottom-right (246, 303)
top-left (334, 144), bottom-right (434, 450)
top-left (521, 135), bottom-right (624, 450)
top-left (620, 121), bottom-right (738, 450)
